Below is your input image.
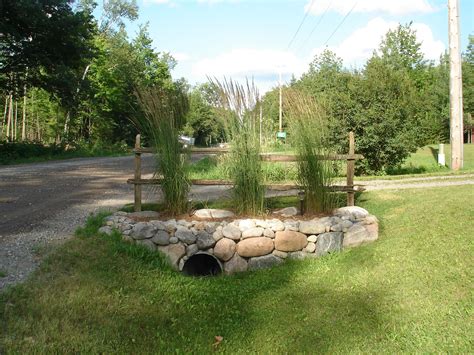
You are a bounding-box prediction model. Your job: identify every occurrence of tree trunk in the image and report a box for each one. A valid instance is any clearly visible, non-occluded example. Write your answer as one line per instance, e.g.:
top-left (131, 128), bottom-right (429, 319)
top-left (6, 94), bottom-right (12, 140)
top-left (21, 85), bottom-right (27, 141)
top-left (1, 95), bottom-right (8, 138)
top-left (14, 100), bottom-right (18, 141)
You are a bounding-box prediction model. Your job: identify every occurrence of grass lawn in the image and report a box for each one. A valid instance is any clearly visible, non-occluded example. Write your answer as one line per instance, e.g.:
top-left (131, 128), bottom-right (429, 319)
top-left (1, 186), bottom-right (473, 353)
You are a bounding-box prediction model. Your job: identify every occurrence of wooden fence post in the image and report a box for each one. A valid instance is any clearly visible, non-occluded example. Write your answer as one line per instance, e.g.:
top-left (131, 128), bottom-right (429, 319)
top-left (346, 131), bottom-right (355, 206)
top-left (134, 134), bottom-right (142, 212)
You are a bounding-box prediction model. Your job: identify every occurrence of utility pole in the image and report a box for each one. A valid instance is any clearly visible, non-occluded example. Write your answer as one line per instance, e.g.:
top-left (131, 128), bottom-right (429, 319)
top-left (278, 68), bottom-right (283, 133)
top-left (448, 0), bottom-right (464, 170)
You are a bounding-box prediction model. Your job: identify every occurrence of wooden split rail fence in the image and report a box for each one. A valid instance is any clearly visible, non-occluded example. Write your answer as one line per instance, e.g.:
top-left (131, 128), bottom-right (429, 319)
top-left (127, 132), bottom-right (364, 212)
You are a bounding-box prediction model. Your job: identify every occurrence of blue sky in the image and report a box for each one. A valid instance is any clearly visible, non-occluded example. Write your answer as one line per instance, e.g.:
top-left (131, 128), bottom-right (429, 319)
top-left (121, 0), bottom-right (473, 92)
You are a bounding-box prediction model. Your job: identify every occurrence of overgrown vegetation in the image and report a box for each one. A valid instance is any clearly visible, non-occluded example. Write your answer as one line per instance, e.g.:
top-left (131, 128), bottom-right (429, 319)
top-left (212, 79), bottom-right (265, 215)
top-left (1, 185), bottom-right (472, 352)
top-left (135, 86), bottom-right (190, 215)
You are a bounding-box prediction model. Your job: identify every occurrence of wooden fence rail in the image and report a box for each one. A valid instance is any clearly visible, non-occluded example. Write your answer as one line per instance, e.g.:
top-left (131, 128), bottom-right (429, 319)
top-left (128, 132), bottom-right (364, 212)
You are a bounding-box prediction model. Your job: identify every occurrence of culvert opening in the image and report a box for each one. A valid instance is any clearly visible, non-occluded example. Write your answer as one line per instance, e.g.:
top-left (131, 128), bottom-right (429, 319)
top-left (182, 253), bottom-right (223, 276)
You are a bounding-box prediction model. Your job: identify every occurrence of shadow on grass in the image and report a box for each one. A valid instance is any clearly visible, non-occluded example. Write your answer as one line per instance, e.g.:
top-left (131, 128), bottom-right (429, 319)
top-left (0, 218), bottom-right (386, 353)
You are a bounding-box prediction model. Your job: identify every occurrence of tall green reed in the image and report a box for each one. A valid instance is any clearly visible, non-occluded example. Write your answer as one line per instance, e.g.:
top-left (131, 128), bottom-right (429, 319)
top-left (285, 89), bottom-right (336, 213)
top-left (211, 78), bottom-right (264, 215)
top-left (135, 86), bottom-right (190, 215)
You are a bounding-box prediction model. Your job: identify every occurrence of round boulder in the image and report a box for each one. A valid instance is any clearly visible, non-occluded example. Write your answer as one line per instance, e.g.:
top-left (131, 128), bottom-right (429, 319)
top-left (274, 230), bottom-right (308, 252)
top-left (236, 237), bottom-right (274, 258)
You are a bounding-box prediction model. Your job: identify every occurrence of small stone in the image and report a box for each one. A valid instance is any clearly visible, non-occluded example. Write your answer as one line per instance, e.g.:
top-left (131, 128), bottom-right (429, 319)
top-left (330, 223), bottom-right (343, 232)
top-left (299, 220), bottom-right (326, 235)
top-left (177, 220), bottom-right (192, 227)
top-left (175, 226), bottom-right (196, 244)
top-left (196, 231), bottom-right (215, 250)
top-left (213, 226), bottom-right (224, 242)
top-left (242, 227), bottom-right (264, 239)
top-left (274, 231), bottom-right (308, 252)
top-left (98, 226), bottom-right (113, 236)
top-left (152, 221), bottom-right (167, 231)
top-left (186, 244), bottom-right (199, 257)
top-left (164, 219), bottom-right (177, 233)
top-left (131, 222), bottom-right (155, 240)
top-left (248, 254), bottom-right (284, 270)
top-left (239, 219), bottom-right (256, 231)
top-left (106, 220), bottom-right (114, 226)
top-left (119, 224), bottom-right (132, 232)
top-left (194, 222), bottom-right (206, 231)
top-left (304, 242), bottom-right (316, 253)
top-left (193, 209), bottom-right (235, 219)
top-left (123, 229), bottom-right (132, 236)
top-left (152, 230), bottom-right (170, 246)
top-left (157, 243), bottom-right (186, 270)
top-left (255, 219), bottom-right (269, 228)
top-left (136, 239), bottom-right (156, 251)
top-left (263, 228), bottom-right (275, 239)
top-left (169, 236), bottom-right (178, 244)
top-left (272, 250), bottom-right (288, 259)
top-left (273, 207), bottom-right (299, 217)
top-left (284, 220), bottom-right (299, 231)
top-left (205, 223), bottom-right (218, 234)
top-left (222, 224), bottom-right (241, 240)
top-left (236, 237), bottom-right (274, 257)
top-left (115, 211), bottom-right (128, 216)
top-left (288, 251), bottom-right (306, 260)
top-left (333, 206), bottom-right (369, 221)
top-left (214, 238), bottom-right (236, 261)
top-left (224, 254), bottom-right (248, 274)
top-left (307, 235), bottom-right (317, 243)
top-left (267, 219), bottom-right (285, 232)
top-left (178, 258), bottom-right (185, 271)
top-left (362, 215), bottom-right (379, 225)
top-left (316, 232), bottom-right (343, 256)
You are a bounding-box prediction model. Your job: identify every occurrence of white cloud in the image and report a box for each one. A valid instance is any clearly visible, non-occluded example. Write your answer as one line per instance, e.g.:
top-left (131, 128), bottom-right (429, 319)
top-left (306, 0), bottom-right (435, 16)
top-left (309, 17), bottom-right (444, 67)
top-left (173, 52), bottom-right (191, 62)
top-left (192, 48), bottom-right (304, 92)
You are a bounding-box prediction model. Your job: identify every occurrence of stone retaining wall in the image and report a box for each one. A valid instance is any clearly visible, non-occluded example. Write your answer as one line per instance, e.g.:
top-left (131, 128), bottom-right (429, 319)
top-left (100, 206), bottom-right (379, 274)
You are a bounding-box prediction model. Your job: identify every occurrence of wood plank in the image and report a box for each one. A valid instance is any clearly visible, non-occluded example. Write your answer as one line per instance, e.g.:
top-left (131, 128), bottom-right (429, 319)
top-left (346, 132), bottom-right (355, 206)
top-left (134, 134), bottom-right (142, 212)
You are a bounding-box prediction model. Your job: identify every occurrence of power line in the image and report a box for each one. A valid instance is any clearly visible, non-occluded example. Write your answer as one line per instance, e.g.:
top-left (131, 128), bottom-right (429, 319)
top-left (297, 2), bottom-right (332, 53)
top-left (322, 1), bottom-right (358, 47)
top-left (286, 0), bottom-right (316, 50)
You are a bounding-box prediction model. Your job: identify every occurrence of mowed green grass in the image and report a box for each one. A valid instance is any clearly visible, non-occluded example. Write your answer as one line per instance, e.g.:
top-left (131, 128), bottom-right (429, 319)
top-left (1, 185), bottom-right (473, 353)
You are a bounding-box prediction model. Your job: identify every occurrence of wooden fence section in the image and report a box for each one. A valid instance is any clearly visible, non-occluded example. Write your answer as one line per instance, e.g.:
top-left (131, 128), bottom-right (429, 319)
top-left (127, 132), bottom-right (364, 212)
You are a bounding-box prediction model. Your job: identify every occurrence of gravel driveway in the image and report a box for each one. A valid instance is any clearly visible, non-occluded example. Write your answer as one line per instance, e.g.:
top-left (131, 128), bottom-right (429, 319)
top-left (1, 155), bottom-right (473, 291)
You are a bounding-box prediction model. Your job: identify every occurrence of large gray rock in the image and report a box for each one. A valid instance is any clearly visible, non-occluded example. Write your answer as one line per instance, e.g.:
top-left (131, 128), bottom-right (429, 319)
top-left (242, 227), bottom-right (264, 239)
top-left (186, 244), bottom-right (199, 257)
top-left (316, 232), bottom-right (343, 256)
top-left (343, 224), bottom-right (377, 247)
top-left (236, 237), bottom-right (274, 257)
top-left (274, 231), bottom-right (308, 252)
top-left (214, 238), bottom-right (236, 261)
top-left (334, 206), bottom-right (369, 221)
top-left (222, 224), bottom-right (241, 240)
top-left (175, 226), bottom-right (196, 244)
top-left (152, 230), bottom-right (170, 246)
top-left (299, 220), bottom-right (326, 235)
top-left (248, 254), bottom-right (284, 270)
top-left (157, 243), bottom-right (186, 270)
top-left (196, 231), bottom-right (216, 250)
top-left (193, 209), bottom-right (235, 219)
top-left (224, 254), bottom-right (248, 274)
top-left (128, 211), bottom-right (160, 219)
top-left (131, 222), bottom-right (155, 240)
top-left (136, 239), bottom-right (156, 251)
top-left (213, 226), bottom-right (224, 241)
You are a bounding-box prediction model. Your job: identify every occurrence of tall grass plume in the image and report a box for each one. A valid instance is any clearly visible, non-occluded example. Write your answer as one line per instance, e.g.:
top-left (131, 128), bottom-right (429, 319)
top-left (211, 78), bottom-right (264, 215)
top-left (285, 89), bottom-right (336, 213)
top-left (135, 86), bottom-right (190, 215)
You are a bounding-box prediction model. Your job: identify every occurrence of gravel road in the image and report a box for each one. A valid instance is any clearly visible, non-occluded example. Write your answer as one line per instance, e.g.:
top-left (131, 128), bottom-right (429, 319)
top-left (0, 155), bottom-right (473, 291)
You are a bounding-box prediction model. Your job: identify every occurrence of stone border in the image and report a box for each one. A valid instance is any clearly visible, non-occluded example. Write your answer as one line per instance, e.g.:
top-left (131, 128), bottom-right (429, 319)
top-left (100, 206), bottom-right (378, 274)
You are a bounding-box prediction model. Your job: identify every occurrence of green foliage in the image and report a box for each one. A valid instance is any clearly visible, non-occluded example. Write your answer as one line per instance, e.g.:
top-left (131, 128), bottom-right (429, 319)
top-left (183, 84), bottom-right (225, 146)
top-left (135, 86), bottom-right (190, 215)
top-left (212, 79), bottom-right (265, 215)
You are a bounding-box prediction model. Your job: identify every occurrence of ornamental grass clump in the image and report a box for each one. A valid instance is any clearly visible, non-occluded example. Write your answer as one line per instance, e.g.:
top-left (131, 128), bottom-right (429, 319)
top-left (211, 78), bottom-right (264, 215)
top-left (135, 86), bottom-right (190, 215)
top-left (285, 89), bottom-right (336, 213)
